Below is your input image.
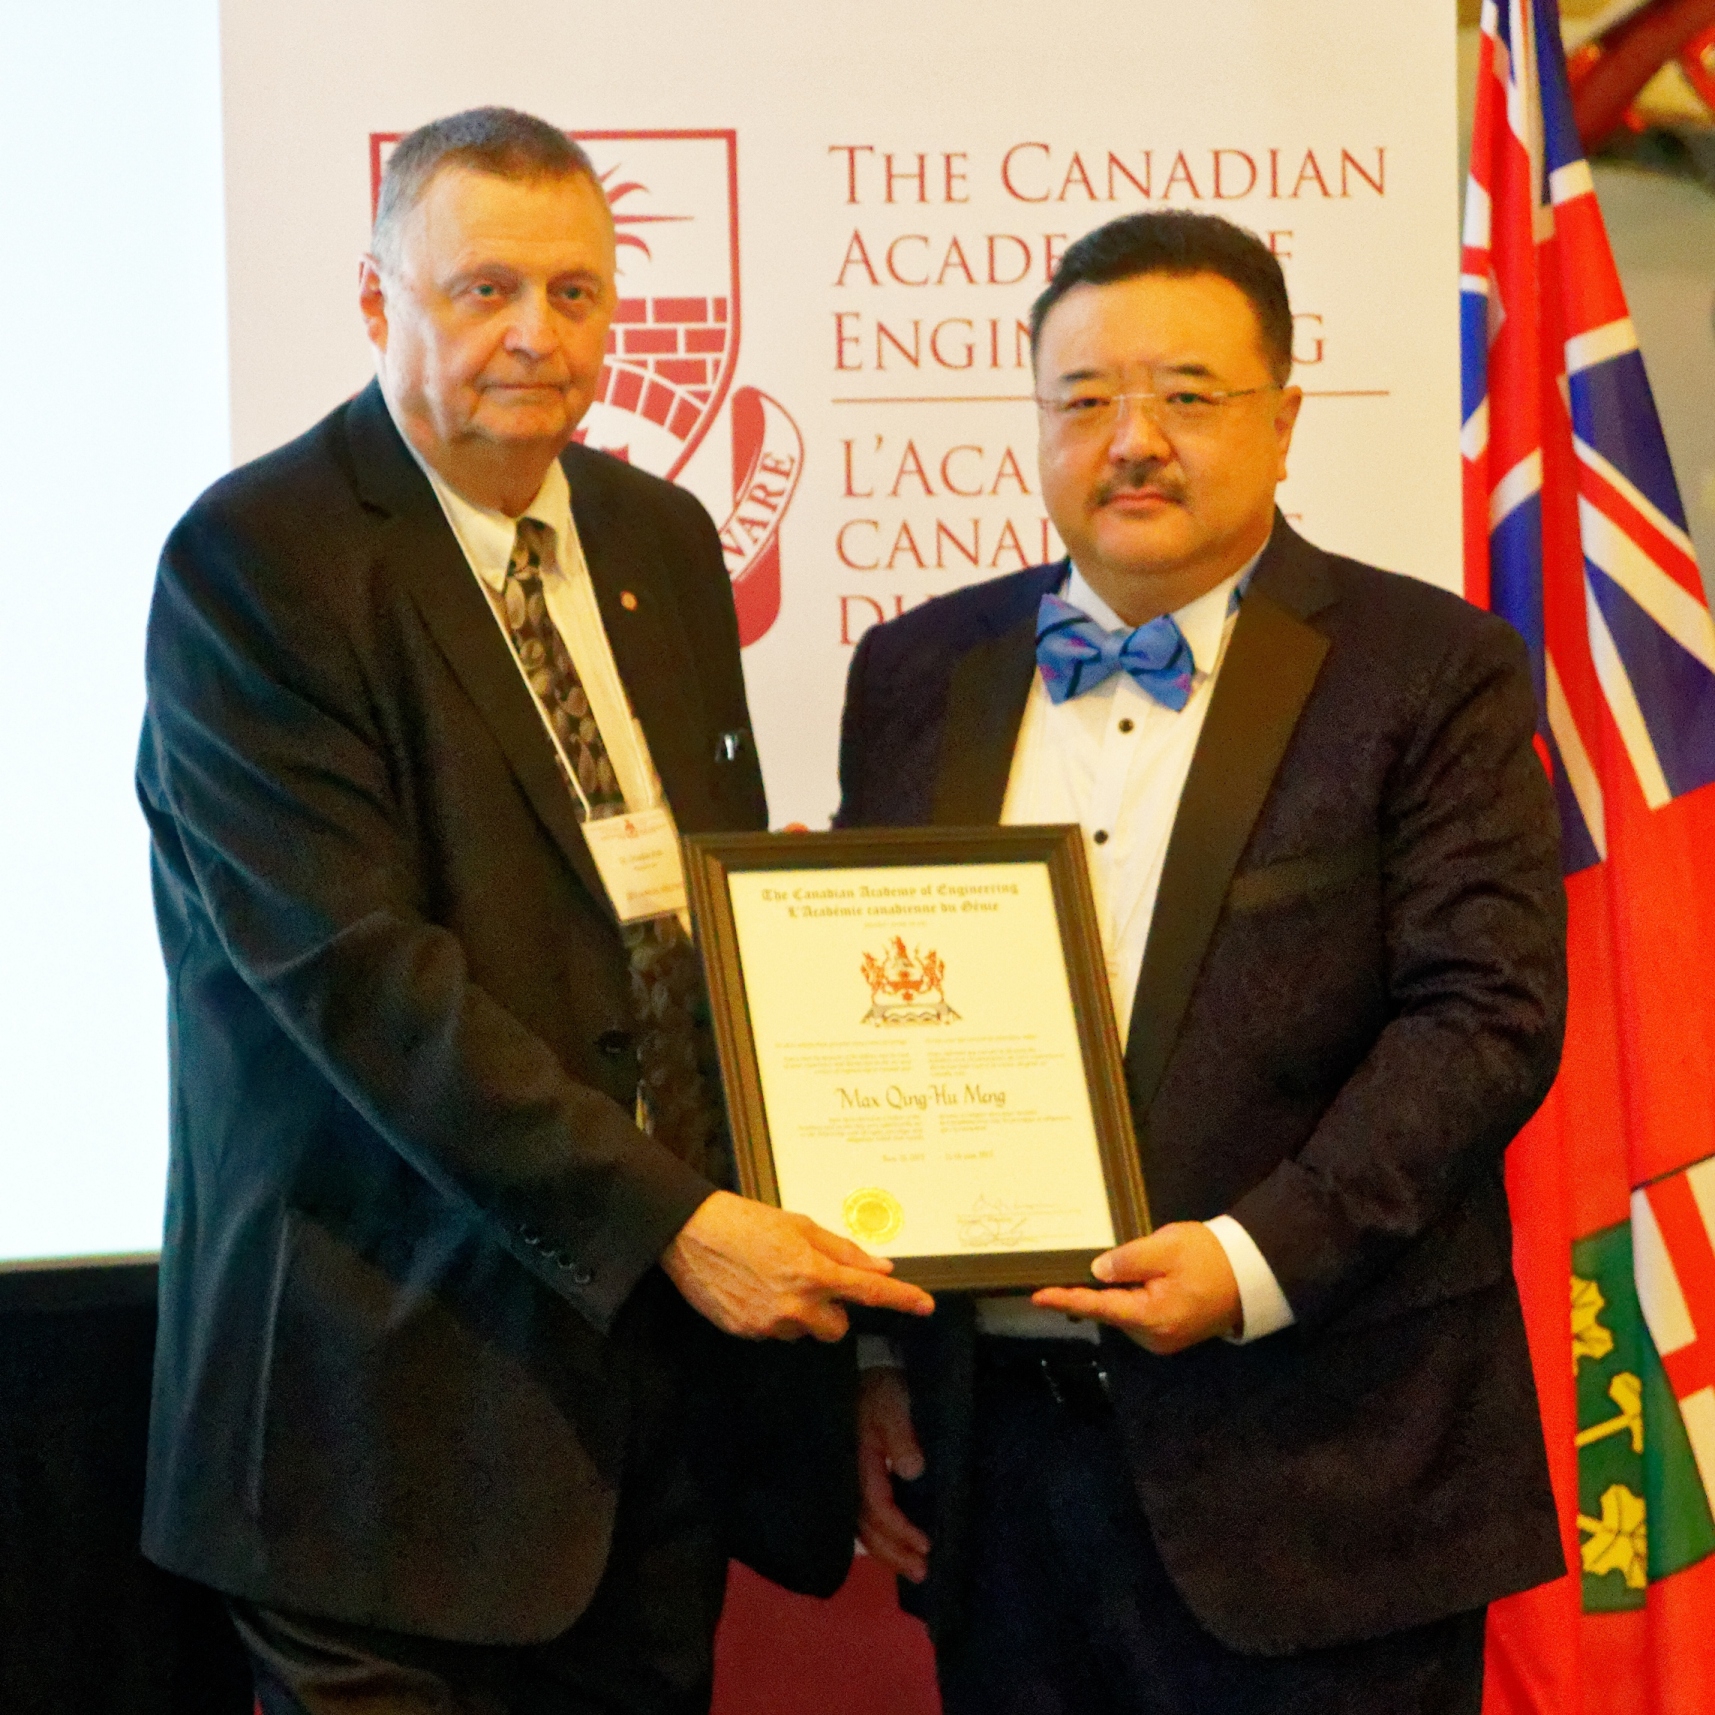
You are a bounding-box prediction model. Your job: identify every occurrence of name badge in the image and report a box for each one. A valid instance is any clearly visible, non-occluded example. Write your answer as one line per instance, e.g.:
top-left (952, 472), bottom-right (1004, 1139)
top-left (582, 806), bottom-right (689, 925)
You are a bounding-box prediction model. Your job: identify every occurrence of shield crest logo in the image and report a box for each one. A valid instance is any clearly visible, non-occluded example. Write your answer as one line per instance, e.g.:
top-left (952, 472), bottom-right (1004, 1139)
top-left (572, 130), bottom-right (737, 481)
top-left (368, 127), bottom-right (796, 647)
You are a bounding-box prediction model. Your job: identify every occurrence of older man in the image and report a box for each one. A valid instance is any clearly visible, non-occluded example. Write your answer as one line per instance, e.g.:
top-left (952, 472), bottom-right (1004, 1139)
top-left (839, 211), bottom-right (1567, 1714)
top-left (137, 107), bottom-right (929, 1715)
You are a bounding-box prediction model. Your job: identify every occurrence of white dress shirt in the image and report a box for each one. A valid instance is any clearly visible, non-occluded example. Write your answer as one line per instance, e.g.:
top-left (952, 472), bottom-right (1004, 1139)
top-left (971, 549), bottom-right (1295, 1346)
top-left (412, 448), bottom-right (664, 817)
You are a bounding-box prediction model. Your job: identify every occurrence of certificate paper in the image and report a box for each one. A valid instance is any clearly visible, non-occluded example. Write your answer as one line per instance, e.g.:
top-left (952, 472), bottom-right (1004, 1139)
top-left (686, 828), bottom-right (1148, 1290)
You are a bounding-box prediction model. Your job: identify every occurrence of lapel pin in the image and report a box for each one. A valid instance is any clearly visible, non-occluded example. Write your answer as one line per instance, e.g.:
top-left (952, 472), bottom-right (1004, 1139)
top-left (619, 590), bottom-right (639, 611)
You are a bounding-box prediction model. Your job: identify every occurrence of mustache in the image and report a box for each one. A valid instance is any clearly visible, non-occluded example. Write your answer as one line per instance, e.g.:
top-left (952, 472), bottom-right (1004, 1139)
top-left (1095, 463), bottom-right (1185, 506)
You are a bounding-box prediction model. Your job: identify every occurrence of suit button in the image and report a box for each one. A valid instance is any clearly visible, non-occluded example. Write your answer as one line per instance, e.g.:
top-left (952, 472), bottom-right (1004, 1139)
top-left (1093, 829), bottom-right (1110, 845)
top-left (565, 1262), bottom-right (594, 1286)
top-left (595, 1029), bottom-right (636, 1059)
top-left (520, 1227), bottom-right (543, 1247)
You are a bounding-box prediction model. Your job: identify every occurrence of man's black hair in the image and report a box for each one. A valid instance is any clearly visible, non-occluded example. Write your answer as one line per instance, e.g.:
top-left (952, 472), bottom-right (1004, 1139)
top-left (1030, 211), bottom-right (1293, 381)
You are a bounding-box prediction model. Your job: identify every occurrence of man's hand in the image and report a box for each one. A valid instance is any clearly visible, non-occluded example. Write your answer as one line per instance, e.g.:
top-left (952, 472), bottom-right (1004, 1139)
top-left (857, 1367), bottom-right (930, 1583)
top-left (1030, 1221), bottom-right (1241, 1354)
top-left (661, 1190), bottom-right (935, 1341)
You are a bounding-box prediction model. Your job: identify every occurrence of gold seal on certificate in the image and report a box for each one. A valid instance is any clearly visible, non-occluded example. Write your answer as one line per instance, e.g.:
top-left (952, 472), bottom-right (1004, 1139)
top-left (684, 826), bottom-right (1150, 1291)
top-left (843, 1186), bottom-right (905, 1244)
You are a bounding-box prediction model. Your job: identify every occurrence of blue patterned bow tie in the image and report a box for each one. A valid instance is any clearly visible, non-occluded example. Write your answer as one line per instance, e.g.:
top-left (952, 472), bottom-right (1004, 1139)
top-left (1035, 590), bottom-right (1195, 709)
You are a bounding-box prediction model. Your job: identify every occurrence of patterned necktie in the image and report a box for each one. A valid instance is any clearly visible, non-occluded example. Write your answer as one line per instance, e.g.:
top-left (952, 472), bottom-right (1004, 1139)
top-left (500, 518), bottom-right (723, 1180)
top-left (1035, 589), bottom-right (1196, 710)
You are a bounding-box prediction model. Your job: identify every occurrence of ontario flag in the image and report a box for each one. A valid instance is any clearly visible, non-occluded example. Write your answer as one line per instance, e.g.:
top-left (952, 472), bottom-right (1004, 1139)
top-left (1462, 1), bottom-right (1715, 1710)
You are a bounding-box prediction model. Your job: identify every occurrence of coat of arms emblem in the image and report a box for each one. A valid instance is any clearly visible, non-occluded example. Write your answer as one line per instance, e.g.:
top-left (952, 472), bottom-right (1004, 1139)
top-left (861, 937), bottom-right (960, 1026)
top-left (369, 128), bottom-right (800, 647)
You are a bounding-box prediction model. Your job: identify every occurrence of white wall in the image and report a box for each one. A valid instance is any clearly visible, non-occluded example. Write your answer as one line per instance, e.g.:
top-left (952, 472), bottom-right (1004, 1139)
top-left (0, 0), bottom-right (227, 1262)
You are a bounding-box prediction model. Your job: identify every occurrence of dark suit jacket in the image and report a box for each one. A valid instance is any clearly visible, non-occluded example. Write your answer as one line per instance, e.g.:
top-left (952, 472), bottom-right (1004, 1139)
top-left (837, 518), bottom-right (1567, 1655)
top-left (136, 381), bottom-right (854, 1644)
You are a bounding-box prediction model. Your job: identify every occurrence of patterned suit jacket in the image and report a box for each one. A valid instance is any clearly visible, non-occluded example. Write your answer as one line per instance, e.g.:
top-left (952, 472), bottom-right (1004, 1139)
top-left (836, 516), bottom-right (1567, 1654)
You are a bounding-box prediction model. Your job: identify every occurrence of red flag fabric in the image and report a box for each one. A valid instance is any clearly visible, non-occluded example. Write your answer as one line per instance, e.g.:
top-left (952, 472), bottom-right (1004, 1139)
top-left (1462, 3), bottom-right (1715, 1711)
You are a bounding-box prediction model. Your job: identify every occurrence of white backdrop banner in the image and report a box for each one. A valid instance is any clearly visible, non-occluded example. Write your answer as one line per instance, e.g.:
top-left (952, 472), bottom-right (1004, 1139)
top-left (220, 0), bottom-right (1459, 825)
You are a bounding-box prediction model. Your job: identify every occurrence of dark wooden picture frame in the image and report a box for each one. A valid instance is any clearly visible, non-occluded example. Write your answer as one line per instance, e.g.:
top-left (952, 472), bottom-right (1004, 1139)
top-left (683, 824), bottom-right (1151, 1291)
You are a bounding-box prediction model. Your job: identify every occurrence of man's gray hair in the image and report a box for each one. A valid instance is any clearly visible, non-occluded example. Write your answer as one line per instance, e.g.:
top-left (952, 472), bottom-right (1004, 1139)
top-left (372, 106), bottom-right (601, 268)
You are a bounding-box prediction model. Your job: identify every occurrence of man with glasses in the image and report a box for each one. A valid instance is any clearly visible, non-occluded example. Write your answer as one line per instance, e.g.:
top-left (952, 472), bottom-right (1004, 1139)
top-left (837, 211), bottom-right (1567, 1714)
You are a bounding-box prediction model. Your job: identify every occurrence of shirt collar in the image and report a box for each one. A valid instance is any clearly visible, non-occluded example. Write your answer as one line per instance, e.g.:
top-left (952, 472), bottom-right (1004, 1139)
top-left (1062, 535), bottom-right (1267, 678)
top-left (401, 435), bottom-right (574, 594)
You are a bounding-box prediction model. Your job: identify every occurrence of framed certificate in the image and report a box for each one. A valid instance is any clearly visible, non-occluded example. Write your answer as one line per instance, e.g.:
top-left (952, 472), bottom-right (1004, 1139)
top-left (683, 825), bottom-right (1150, 1291)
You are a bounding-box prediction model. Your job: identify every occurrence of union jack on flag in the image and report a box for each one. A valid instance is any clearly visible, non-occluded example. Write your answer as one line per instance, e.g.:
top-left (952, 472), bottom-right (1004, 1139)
top-left (1463, 2), bottom-right (1715, 1711)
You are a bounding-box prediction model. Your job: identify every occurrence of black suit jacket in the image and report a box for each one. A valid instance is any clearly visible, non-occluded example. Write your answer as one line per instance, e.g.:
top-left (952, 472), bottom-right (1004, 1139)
top-left (837, 519), bottom-right (1567, 1654)
top-left (136, 382), bottom-right (853, 1643)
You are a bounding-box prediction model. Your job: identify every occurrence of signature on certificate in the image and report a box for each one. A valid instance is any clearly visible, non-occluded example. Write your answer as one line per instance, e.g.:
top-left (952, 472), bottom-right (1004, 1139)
top-left (956, 1195), bottom-right (1036, 1249)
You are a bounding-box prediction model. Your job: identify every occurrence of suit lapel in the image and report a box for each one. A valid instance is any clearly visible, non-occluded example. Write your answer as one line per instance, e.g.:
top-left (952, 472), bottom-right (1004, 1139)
top-left (565, 452), bottom-right (713, 833)
top-left (931, 567), bottom-right (1060, 824)
top-left (343, 385), bottom-right (613, 914)
top-left (1124, 523), bottom-right (1335, 1117)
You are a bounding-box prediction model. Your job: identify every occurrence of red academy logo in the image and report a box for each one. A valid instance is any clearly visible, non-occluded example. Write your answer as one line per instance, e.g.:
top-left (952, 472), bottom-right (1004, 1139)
top-left (370, 129), bottom-right (801, 647)
top-left (860, 937), bottom-right (960, 1026)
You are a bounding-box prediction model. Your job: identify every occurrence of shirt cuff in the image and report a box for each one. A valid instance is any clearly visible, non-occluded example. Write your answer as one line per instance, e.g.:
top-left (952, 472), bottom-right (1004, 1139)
top-left (1206, 1214), bottom-right (1296, 1344)
top-left (856, 1334), bottom-right (905, 1370)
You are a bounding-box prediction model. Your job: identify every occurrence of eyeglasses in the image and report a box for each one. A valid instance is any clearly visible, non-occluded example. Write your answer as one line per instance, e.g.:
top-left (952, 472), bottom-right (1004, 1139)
top-left (1034, 384), bottom-right (1280, 437)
